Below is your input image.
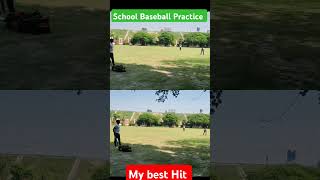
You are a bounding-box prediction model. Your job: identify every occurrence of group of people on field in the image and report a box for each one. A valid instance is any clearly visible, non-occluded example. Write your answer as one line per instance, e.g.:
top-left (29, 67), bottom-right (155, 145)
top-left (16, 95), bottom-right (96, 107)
top-left (179, 43), bottom-right (205, 55)
top-left (109, 39), bottom-right (206, 67)
top-left (182, 124), bottom-right (208, 135)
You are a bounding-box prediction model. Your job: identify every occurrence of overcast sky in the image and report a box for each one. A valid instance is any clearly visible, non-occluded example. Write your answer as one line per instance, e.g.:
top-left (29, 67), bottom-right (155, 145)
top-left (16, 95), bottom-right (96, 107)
top-left (111, 90), bottom-right (209, 113)
top-left (0, 91), bottom-right (108, 159)
top-left (212, 90), bottom-right (320, 166)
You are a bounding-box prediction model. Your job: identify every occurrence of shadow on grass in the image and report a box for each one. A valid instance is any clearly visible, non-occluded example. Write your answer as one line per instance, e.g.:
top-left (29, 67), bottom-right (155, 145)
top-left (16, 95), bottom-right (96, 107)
top-left (110, 139), bottom-right (210, 177)
top-left (211, 163), bottom-right (320, 180)
top-left (0, 3), bottom-right (106, 89)
top-left (211, 164), bottom-right (241, 180)
top-left (0, 154), bottom-right (108, 180)
top-left (110, 59), bottom-right (210, 90)
top-left (244, 164), bottom-right (320, 180)
top-left (212, 1), bottom-right (320, 89)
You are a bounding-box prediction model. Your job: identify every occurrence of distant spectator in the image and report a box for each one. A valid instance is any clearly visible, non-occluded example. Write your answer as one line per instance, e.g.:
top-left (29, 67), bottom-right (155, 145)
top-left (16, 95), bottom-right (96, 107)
top-left (200, 46), bottom-right (205, 55)
top-left (203, 127), bottom-right (207, 135)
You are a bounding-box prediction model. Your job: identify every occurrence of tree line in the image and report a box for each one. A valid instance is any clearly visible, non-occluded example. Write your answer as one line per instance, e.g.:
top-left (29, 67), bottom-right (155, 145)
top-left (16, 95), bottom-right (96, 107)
top-left (113, 112), bottom-right (210, 128)
top-left (130, 31), bottom-right (210, 47)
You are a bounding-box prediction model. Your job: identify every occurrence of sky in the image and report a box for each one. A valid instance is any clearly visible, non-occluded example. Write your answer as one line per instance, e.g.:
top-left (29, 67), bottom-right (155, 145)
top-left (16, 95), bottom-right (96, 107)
top-left (111, 90), bottom-right (210, 113)
top-left (110, 12), bottom-right (210, 32)
top-left (0, 91), bottom-right (108, 159)
top-left (212, 90), bottom-right (320, 166)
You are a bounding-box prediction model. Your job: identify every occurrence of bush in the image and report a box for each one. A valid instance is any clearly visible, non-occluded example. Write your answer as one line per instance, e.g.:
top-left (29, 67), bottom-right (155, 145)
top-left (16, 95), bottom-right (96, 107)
top-left (112, 113), bottom-right (120, 121)
top-left (131, 32), bottom-right (154, 46)
top-left (158, 32), bottom-right (175, 46)
top-left (187, 114), bottom-right (210, 128)
top-left (136, 113), bottom-right (160, 126)
top-left (184, 32), bottom-right (209, 47)
top-left (162, 113), bottom-right (179, 127)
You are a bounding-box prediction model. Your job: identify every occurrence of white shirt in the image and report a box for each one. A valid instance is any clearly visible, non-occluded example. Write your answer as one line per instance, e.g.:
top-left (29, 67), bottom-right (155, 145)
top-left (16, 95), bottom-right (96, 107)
top-left (110, 42), bottom-right (114, 53)
top-left (114, 124), bottom-right (120, 133)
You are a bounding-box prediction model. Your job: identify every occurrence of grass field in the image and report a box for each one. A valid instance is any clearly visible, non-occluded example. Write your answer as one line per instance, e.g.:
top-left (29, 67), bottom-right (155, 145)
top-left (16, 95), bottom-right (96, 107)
top-left (212, 164), bottom-right (320, 180)
top-left (0, 0), bottom-right (106, 89)
top-left (111, 45), bottom-right (210, 89)
top-left (213, 0), bottom-right (320, 89)
top-left (110, 126), bottom-right (210, 176)
top-left (0, 154), bottom-right (106, 179)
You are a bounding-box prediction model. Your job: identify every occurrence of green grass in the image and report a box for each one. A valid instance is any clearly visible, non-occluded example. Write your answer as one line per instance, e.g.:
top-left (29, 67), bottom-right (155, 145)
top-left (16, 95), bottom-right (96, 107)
top-left (0, 154), bottom-right (106, 180)
top-left (21, 156), bottom-right (73, 180)
top-left (212, 164), bottom-right (320, 180)
top-left (0, 0), bottom-right (106, 89)
top-left (245, 164), bottom-right (320, 180)
top-left (0, 155), bottom-right (17, 179)
top-left (111, 45), bottom-right (210, 89)
top-left (77, 160), bottom-right (107, 180)
top-left (213, 0), bottom-right (320, 89)
top-left (212, 165), bottom-right (242, 180)
top-left (110, 126), bottom-right (210, 176)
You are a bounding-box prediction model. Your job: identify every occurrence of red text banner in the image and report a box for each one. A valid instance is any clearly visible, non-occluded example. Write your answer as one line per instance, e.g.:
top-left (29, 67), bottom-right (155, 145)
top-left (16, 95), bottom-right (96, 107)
top-left (126, 164), bottom-right (192, 180)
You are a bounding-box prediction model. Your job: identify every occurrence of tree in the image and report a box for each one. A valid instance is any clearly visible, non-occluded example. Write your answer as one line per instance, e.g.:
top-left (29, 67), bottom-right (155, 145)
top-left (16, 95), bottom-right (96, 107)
top-left (155, 90), bottom-right (180, 102)
top-left (187, 114), bottom-right (210, 128)
top-left (184, 32), bottom-right (209, 47)
top-left (211, 90), bottom-right (223, 115)
top-left (131, 31), bottom-right (154, 46)
top-left (136, 113), bottom-right (160, 126)
top-left (10, 165), bottom-right (33, 180)
top-left (112, 113), bottom-right (120, 121)
top-left (158, 32), bottom-right (175, 46)
top-left (154, 90), bottom-right (320, 121)
top-left (185, 32), bottom-right (210, 47)
top-left (162, 113), bottom-right (179, 127)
